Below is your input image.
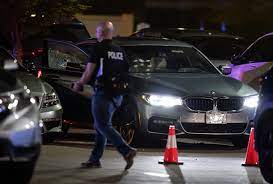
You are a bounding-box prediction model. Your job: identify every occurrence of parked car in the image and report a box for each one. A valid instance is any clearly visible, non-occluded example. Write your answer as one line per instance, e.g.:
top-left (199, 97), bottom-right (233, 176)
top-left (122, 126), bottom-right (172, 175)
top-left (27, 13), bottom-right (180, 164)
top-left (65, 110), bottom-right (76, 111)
top-left (40, 37), bottom-right (258, 147)
top-left (131, 28), bottom-right (248, 67)
top-left (229, 32), bottom-right (273, 91)
top-left (0, 47), bottom-right (64, 142)
top-left (254, 66), bottom-right (273, 183)
top-left (0, 57), bottom-right (41, 183)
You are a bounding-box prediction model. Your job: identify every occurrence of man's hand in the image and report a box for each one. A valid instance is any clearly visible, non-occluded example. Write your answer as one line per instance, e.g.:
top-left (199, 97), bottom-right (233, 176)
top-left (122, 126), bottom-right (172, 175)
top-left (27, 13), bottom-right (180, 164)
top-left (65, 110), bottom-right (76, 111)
top-left (71, 82), bottom-right (83, 92)
top-left (71, 63), bottom-right (96, 92)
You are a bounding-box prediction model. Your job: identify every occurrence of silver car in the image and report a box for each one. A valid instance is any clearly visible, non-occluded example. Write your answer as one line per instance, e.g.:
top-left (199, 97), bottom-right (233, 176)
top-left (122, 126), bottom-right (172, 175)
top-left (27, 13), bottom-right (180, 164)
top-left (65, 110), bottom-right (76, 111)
top-left (0, 47), bottom-right (63, 142)
top-left (0, 58), bottom-right (41, 184)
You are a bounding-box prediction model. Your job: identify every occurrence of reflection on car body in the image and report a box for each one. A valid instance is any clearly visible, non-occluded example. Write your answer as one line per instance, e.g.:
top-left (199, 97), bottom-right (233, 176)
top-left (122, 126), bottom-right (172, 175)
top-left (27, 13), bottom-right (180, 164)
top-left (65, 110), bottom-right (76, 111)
top-left (0, 58), bottom-right (41, 184)
top-left (41, 37), bottom-right (258, 147)
top-left (0, 47), bottom-right (63, 142)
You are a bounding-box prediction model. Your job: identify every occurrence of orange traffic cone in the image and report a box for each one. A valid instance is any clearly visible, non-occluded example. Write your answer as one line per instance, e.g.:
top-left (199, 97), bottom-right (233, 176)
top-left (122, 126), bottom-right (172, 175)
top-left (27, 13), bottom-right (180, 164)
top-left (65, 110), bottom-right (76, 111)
top-left (158, 125), bottom-right (183, 165)
top-left (242, 127), bottom-right (259, 167)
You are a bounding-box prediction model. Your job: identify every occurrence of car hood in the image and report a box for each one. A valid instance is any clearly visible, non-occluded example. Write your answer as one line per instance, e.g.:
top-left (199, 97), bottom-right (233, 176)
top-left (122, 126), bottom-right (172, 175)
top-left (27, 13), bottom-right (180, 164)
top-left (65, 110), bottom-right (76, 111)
top-left (0, 70), bottom-right (22, 93)
top-left (131, 73), bottom-right (257, 97)
top-left (16, 71), bottom-right (46, 97)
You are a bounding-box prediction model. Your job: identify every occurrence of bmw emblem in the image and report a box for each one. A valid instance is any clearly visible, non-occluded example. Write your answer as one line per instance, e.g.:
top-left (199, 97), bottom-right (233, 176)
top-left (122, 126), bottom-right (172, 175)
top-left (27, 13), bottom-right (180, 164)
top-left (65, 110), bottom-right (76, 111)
top-left (210, 90), bottom-right (216, 96)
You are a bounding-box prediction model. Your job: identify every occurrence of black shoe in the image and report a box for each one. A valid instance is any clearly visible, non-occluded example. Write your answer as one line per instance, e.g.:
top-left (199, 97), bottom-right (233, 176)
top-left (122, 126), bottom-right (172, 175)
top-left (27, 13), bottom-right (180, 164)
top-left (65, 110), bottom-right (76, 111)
top-left (124, 148), bottom-right (137, 170)
top-left (81, 160), bottom-right (102, 168)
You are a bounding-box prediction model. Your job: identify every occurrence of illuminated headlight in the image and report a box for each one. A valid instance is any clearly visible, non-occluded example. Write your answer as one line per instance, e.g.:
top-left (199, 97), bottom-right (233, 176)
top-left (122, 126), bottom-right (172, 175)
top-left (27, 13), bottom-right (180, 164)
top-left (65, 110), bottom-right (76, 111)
top-left (142, 94), bottom-right (183, 108)
top-left (244, 95), bottom-right (259, 108)
top-left (41, 90), bottom-right (59, 109)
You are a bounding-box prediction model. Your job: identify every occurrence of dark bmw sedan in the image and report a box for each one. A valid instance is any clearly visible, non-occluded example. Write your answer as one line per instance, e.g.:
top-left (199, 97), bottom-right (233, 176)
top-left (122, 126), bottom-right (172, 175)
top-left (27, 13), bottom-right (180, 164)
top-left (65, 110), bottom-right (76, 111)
top-left (40, 37), bottom-right (258, 147)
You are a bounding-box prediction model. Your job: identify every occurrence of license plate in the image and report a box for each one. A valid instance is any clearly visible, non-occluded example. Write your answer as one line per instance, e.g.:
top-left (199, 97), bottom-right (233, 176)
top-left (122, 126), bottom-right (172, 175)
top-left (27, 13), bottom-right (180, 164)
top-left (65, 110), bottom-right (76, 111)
top-left (206, 110), bottom-right (227, 124)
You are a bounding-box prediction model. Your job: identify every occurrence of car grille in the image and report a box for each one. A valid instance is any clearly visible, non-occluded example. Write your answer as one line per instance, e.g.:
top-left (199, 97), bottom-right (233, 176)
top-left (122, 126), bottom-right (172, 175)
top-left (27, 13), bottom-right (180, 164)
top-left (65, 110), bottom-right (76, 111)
top-left (185, 98), bottom-right (213, 111)
top-left (217, 98), bottom-right (244, 111)
top-left (181, 123), bottom-right (247, 134)
top-left (185, 97), bottom-right (244, 111)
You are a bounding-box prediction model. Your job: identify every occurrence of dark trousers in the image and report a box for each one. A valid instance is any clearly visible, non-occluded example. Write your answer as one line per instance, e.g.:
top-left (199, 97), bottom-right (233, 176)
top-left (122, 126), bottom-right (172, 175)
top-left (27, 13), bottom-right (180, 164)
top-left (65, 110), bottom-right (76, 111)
top-left (89, 90), bottom-right (132, 162)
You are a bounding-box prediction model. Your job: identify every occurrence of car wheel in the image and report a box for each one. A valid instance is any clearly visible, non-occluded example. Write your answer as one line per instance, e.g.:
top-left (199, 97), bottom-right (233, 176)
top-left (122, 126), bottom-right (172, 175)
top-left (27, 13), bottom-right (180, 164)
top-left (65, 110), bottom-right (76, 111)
top-left (259, 150), bottom-right (273, 184)
top-left (257, 114), bottom-right (273, 183)
top-left (231, 135), bottom-right (248, 148)
top-left (62, 119), bottom-right (71, 136)
top-left (113, 96), bottom-right (140, 145)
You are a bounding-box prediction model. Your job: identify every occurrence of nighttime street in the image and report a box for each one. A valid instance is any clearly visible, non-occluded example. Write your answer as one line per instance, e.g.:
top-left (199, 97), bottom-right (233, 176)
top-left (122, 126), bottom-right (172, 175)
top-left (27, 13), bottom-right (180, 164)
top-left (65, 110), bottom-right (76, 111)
top-left (31, 129), bottom-right (267, 184)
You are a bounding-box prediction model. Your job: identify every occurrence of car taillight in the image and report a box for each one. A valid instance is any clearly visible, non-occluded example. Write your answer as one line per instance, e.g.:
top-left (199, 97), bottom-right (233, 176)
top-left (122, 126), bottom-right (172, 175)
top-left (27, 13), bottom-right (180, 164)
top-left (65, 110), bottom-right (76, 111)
top-left (37, 70), bottom-right (42, 78)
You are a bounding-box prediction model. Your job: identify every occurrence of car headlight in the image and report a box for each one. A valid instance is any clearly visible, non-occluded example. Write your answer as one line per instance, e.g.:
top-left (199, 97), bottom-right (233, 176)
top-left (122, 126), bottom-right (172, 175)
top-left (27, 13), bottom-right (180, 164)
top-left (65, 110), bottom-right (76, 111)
top-left (41, 90), bottom-right (59, 109)
top-left (244, 95), bottom-right (259, 108)
top-left (142, 94), bottom-right (183, 108)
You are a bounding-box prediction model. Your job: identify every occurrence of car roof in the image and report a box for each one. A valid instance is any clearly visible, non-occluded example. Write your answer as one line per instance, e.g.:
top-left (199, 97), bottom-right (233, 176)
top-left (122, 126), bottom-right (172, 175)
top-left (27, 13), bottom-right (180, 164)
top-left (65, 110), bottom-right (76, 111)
top-left (133, 27), bottom-right (244, 40)
top-left (77, 37), bottom-right (193, 48)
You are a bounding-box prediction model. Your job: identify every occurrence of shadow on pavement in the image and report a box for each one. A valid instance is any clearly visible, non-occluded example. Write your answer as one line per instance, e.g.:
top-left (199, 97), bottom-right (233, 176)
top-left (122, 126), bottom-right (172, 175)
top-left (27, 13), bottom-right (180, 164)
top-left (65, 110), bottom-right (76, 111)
top-left (164, 164), bottom-right (185, 184)
top-left (244, 167), bottom-right (265, 184)
top-left (90, 170), bottom-right (128, 183)
top-left (34, 168), bottom-right (128, 184)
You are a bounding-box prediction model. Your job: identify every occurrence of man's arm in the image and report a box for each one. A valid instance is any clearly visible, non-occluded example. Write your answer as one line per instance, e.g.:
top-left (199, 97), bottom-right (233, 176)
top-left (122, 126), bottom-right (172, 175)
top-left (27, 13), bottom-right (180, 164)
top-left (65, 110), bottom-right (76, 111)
top-left (73, 62), bottom-right (96, 91)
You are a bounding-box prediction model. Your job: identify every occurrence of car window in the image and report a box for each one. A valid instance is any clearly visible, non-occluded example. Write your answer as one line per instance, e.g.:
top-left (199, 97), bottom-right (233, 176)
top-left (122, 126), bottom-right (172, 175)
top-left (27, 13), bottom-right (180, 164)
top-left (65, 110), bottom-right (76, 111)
top-left (123, 46), bottom-right (219, 74)
top-left (192, 37), bottom-right (247, 60)
top-left (78, 44), bottom-right (95, 55)
top-left (46, 41), bottom-right (89, 72)
top-left (244, 36), bottom-right (273, 63)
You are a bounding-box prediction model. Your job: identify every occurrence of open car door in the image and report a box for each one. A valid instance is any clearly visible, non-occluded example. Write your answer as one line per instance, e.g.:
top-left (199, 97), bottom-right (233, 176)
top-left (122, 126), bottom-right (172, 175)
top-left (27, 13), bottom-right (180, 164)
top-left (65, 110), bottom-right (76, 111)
top-left (42, 39), bottom-right (93, 128)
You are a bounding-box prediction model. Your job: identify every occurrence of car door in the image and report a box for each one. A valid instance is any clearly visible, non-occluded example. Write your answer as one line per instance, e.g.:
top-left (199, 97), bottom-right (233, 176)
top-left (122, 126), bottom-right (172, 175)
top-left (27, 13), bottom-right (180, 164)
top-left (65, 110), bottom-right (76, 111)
top-left (230, 35), bottom-right (273, 90)
top-left (42, 39), bottom-right (93, 127)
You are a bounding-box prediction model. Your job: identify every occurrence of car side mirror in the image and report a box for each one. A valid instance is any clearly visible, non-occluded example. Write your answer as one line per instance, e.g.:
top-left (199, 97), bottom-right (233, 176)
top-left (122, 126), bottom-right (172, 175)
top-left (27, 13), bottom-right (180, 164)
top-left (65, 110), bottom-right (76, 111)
top-left (218, 65), bottom-right (232, 75)
top-left (3, 59), bottom-right (18, 71)
top-left (230, 54), bottom-right (242, 65)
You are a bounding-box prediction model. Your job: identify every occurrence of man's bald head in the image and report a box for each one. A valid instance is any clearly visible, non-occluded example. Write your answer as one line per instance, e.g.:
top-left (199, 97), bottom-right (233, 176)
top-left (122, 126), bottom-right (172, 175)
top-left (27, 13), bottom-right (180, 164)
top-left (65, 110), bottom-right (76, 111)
top-left (96, 21), bottom-right (114, 42)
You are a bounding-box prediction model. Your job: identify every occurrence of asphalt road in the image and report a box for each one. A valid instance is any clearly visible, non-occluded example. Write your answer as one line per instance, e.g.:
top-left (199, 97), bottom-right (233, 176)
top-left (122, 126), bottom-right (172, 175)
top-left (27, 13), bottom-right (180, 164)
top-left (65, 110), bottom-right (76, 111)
top-left (30, 130), bottom-right (267, 184)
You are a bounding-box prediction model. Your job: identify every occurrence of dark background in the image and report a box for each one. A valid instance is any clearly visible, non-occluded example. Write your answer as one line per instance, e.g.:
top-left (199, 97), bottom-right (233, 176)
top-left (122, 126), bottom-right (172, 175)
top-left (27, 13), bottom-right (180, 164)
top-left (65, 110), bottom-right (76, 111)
top-left (84, 0), bottom-right (273, 40)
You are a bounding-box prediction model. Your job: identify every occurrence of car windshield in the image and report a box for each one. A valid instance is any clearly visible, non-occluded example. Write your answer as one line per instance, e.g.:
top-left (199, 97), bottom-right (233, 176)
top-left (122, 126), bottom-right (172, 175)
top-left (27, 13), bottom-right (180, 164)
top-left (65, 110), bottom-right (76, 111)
top-left (122, 45), bottom-right (219, 74)
top-left (180, 37), bottom-right (247, 60)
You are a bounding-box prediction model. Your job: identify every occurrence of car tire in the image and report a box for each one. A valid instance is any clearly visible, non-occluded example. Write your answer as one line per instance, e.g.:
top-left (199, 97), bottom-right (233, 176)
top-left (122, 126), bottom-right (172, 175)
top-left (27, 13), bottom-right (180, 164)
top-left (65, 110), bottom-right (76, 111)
top-left (62, 120), bottom-right (71, 136)
top-left (113, 95), bottom-right (140, 146)
top-left (231, 135), bottom-right (248, 148)
top-left (259, 150), bottom-right (273, 184)
top-left (256, 111), bottom-right (273, 183)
